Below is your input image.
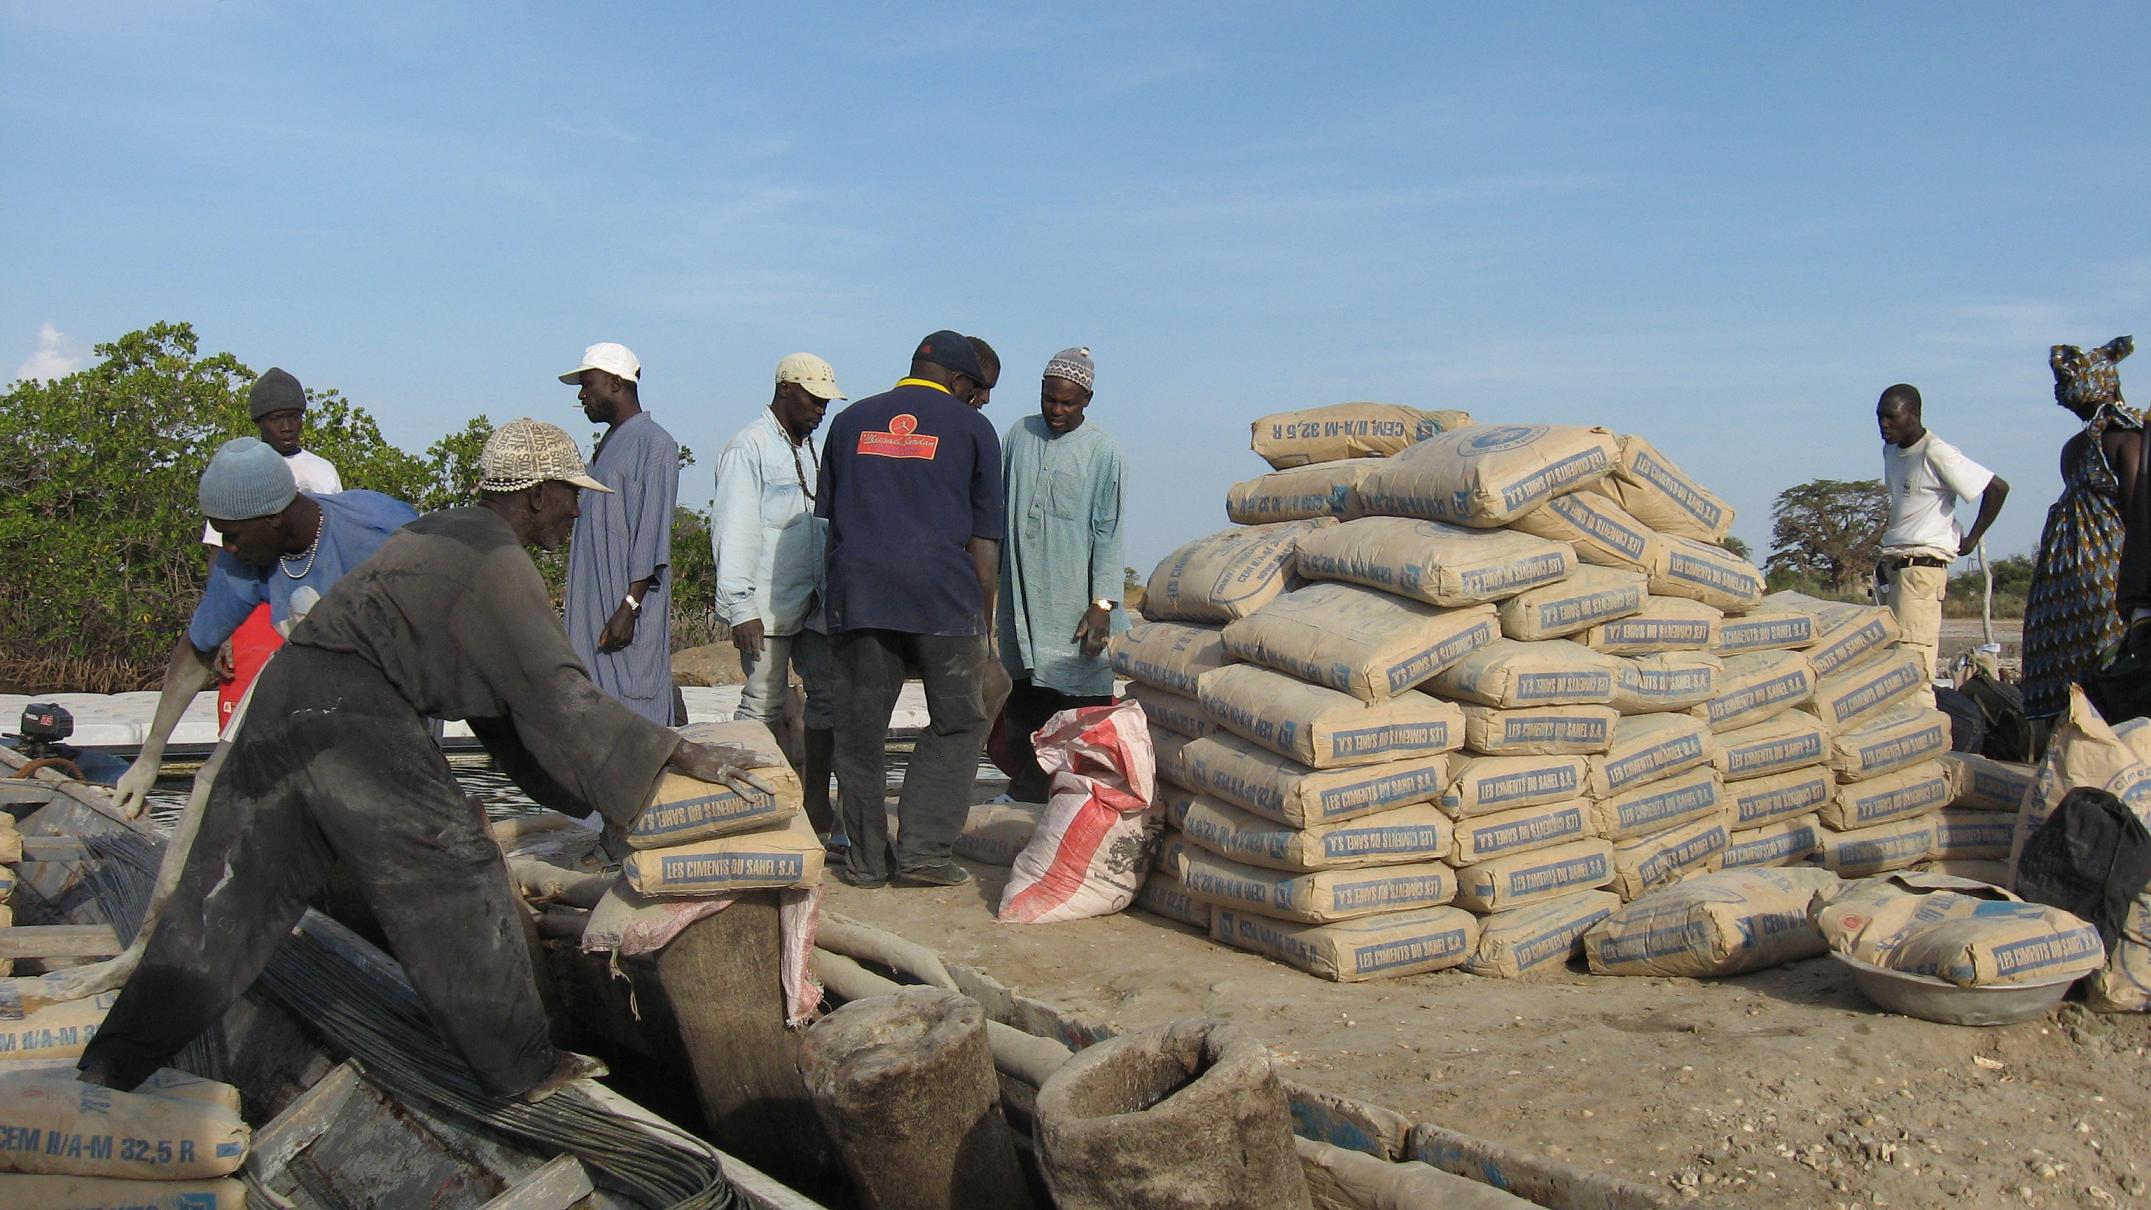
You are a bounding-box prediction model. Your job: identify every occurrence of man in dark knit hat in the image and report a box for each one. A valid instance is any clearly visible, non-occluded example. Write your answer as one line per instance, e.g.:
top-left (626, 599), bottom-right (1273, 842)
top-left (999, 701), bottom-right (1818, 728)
top-left (817, 330), bottom-right (1004, 888)
top-left (202, 367), bottom-right (348, 732)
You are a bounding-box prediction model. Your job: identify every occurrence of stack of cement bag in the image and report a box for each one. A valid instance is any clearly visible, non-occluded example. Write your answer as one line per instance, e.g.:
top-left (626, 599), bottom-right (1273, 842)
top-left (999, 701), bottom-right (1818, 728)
top-left (615, 721), bottom-right (822, 897)
top-left (0, 813), bottom-right (16, 977)
top-left (1114, 417), bottom-right (1977, 983)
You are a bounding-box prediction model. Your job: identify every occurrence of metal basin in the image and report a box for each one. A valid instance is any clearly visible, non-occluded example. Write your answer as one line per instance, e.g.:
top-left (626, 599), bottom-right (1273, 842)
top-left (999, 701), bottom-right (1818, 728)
top-left (1831, 952), bottom-right (2078, 1026)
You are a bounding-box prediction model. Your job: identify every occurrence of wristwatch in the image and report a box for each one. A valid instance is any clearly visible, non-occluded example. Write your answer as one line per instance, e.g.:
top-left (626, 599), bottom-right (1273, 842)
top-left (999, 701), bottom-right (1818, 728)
top-left (1093, 598), bottom-right (1116, 612)
top-left (623, 595), bottom-right (642, 613)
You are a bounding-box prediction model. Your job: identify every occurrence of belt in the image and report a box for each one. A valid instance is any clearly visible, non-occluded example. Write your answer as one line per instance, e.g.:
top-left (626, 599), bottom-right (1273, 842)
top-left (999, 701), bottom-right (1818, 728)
top-left (1878, 555), bottom-right (1950, 572)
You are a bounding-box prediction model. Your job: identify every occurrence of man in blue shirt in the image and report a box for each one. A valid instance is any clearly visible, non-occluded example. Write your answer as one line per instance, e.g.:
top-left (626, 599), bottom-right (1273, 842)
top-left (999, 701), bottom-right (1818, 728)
top-left (111, 437), bottom-right (418, 816)
top-left (817, 330), bottom-right (1004, 888)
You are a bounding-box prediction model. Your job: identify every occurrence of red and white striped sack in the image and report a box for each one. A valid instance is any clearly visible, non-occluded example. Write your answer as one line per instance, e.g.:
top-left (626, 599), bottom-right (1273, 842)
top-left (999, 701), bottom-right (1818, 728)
top-left (998, 700), bottom-right (1162, 924)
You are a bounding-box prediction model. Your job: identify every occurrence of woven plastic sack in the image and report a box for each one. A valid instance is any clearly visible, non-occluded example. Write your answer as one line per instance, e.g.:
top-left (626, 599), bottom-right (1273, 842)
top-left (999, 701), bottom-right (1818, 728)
top-left (1000, 701), bottom-right (1162, 923)
top-left (1355, 423), bottom-right (1620, 528)
top-left (1250, 403), bottom-right (1472, 469)
top-left (1226, 461), bottom-right (1378, 523)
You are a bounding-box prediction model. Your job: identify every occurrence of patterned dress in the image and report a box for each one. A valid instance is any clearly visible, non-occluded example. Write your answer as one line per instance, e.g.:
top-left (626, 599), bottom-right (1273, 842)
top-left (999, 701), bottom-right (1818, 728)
top-left (2021, 403), bottom-right (2142, 716)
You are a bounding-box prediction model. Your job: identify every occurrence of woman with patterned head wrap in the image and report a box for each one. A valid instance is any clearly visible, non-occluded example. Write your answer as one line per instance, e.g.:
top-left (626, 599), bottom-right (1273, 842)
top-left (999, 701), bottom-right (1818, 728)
top-left (2020, 336), bottom-right (2141, 717)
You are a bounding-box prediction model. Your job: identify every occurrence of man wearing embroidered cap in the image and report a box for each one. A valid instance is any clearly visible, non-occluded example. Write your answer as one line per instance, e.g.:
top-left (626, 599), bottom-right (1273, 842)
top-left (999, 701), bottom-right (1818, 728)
top-left (818, 330), bottom-right (1004, 887)
top-left (110, 435), bottom-right (418, 817)
top-left (714, 352), bottom-right (847, 838)
top-left (991, 347), bottom-right (1127, 801)
top-left (560, 341), bottom-right (682, 724)
top-left (82, 419), bottom-right (780, 1104)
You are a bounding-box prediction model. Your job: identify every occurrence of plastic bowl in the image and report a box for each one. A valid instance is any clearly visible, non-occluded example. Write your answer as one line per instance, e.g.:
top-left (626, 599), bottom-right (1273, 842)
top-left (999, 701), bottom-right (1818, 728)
top-left (1830, 952), bottom-right (2077, 1027)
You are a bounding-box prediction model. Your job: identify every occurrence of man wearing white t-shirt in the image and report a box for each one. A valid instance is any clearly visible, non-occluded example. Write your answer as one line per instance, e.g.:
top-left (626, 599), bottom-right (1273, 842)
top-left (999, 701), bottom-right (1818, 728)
top-left (201, 368), bottom-right (345, 731)
top-left (1875, 384), bottom-right (2009, 692)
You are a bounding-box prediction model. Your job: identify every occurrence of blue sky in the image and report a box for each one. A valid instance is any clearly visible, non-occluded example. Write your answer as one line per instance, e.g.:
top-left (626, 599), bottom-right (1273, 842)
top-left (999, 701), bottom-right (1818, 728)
top-left (6, 3), bottom-right (2148, 572)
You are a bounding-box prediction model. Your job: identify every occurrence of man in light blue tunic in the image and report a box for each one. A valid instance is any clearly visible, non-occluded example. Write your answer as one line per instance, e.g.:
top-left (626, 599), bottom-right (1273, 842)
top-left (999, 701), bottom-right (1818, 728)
top-left (994, 347), bottom-right (1127, 801)
top-left (561, 342), bottom-right (681, 724)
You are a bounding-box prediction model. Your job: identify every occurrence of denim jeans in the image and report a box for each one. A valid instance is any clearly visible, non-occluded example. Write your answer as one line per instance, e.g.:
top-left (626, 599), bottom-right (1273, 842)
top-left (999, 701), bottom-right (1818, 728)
top-left (832, 629), bottom-right (988, 881)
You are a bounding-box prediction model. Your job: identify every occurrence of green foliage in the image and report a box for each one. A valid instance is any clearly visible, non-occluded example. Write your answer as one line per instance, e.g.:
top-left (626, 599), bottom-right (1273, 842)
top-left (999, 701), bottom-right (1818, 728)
top-left (1766, 478), bottom-right (1888, 593)
top-left (0, 322), bottom-right (256, 682)
top-left (1721, 535), bottom-right (1753, 562)
top-left (1945, 554), bottom-right (2032, 620)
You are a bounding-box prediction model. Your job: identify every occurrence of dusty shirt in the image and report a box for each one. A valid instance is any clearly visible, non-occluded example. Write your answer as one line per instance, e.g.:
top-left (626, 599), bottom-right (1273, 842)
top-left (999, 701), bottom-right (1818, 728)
top-left (291, 505), bottom-right (680, 826)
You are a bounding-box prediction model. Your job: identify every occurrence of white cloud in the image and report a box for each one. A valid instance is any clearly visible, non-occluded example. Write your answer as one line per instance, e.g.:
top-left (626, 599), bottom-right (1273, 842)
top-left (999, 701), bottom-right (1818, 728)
top-left (13, 323), bottom-right (87, 382)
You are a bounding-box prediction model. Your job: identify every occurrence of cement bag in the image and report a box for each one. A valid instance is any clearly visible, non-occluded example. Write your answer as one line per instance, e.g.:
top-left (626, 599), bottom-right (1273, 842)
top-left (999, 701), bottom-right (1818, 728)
top-left (1426, 639), bottom-right (1620, 708)
top-left (1920, 858), bottom-right (2011, 885)
top-left (1608, 652), bottom-right (1722, 715)
top-left (1198, 663), bottom-right (1463, 769)
top-left (1609, 815), bottom-right (1729, 900)
top-left (1178, 849), bottom-right (1456, 923)
top-left (1588, 765), bottom-right (1725, 840)
top-left (1508, 488), bottom-right (1662, 571)
top-left (1209, 906), bottom-right (1478, 982)
top-left (1722, 815), bottom-right (1823, 869)
top-left (1929, 809), bottom-right (2015, 861)
top-left (1714, 609), bottom-right (1815, 656)
top-left (1464, 890), bottom-right (1620, 979)
top-left (1579, 595), bottom-right (1722, 654)
top-left (1450, 799), bottom-right (1594, 864)
top-left (1802, 650), bottom-right (1927, 731)
top-left (1452, 837), bottom-right (1616, 912)
top-left (1222, 583), bottom-right (1497, 701)
top-left (1001, 702), bottom-right (1161, 924)
top-left (1177, 795), bottom-right (1454, 871)
top-left (1151, 728), bottom-right (1196, 788)
top-left (1765, 591), bottom-right (1902, 679)
top-left (1585, 867), bottom-right (1840, 977)
top-left (1605, 434), bottom-right (1735, 541)
top-left (1816, 874), bottom-right (2104, 987)
top-left (0, 819), bottom-right (17, 865)
top-left (1294, 517), bottom-right (1574, 607)
top-left (1459, 704), bottom-right (1618, 756)
top-left (1712, 711), bottom-right (1832, 782)
top-left (580, 882), bottom-right (731, 956)
top-left (1815, 816), bottom-right (1936, 877)
top-left (1727, 766), bottom-right (1835, 830)
top-left (7, 1065), bottom-right (239, 1116)
top-left (0, 1075), bottom-right (248, 1178)
top-left (1693, 650), bottom-right (1816, 731)
top-left (1646, 536), bottom-right (1765, 612)
top-left (1180, 733), bottom-right (1451, 828)
top-left (1125, 683), bottom-right (1214, 739)
top-left (1354, 423), bottom-right (1621, 528)
top-left (1250, 402), bottom-right (1470, 470)
top-left (623, 812), bottom-right (825, 897)
top-left (0, 1176), bottom-right (247, 1208)
top-left (1133, 870), bottom-right (1212, 930)
top-left (1495, 567), bottom-right (1647, 641)
top-left (1587, 713), bottom-right (1715, 798)
top-left (1440, 753), bottom-right (1589, 816)
top-left (2010, 687), bottom-right (2151, 875)
top-left (1226, 461), bottom-right (1378, 523)
top-left (2086, 887), bottom-right (2151, 1012)
top-left (1821, 761), bottom-right (1952, 831)
top-left (1110, 621), bottom-right (1234, 695)
top-left (0, 991), bottom-right (116, 1061)
top-left (1938, 752), bottom-right (2035, 812)
top-left (1143, 520), bottom-right (1331, 623)
top-left (629, 720), bottom-right (802, 848)
top-left (1829, 705), bottom-right (1951, 781)
top-left (954, 799), bottom-right (1045, 865)
top-left (0, 866), bottom-right (12, 902)
top-left (1151, 825), bottom-right (1198, 876)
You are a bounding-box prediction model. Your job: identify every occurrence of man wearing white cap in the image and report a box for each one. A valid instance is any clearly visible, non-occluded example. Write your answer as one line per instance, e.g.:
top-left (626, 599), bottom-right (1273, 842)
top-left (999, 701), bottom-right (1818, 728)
top-left (80, 419), bottom-right (778, 1104)
top-left (713, 353), bottom-right (847, 838)
top-left (561, 342), bottom-right (681, 724)
top-left (111, 436), bottom-right (418, 817)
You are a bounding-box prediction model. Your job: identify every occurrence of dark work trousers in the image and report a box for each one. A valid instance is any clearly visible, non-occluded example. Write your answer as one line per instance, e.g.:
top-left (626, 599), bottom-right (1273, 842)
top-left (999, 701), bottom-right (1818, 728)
top-left (80, 646), bottom-right (556, 1096)
top-left (831, 629), bottom-right (988, 882)
top-left (1001, 677), bottom-right (1115, 802)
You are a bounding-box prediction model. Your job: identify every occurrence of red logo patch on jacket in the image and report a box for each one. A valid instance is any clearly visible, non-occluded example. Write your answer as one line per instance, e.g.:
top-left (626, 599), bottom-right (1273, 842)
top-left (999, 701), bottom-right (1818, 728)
top-left (857, 413), bottom-right (940, 460)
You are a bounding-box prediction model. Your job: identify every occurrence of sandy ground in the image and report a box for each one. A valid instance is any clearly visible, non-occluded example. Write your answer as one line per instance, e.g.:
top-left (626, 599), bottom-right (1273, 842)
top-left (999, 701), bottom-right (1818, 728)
top-left (827, 844), bottom-right (2150, 1210)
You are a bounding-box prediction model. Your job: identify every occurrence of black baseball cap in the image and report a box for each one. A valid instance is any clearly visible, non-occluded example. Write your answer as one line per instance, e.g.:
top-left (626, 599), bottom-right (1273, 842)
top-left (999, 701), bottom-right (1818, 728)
top-left (913, 330), bottom-right (986, 384)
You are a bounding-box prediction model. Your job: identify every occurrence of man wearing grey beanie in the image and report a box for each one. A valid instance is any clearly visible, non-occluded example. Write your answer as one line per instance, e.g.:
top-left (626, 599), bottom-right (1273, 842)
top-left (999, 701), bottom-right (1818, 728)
top-left (110, 437), bottom-right (420, 816)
